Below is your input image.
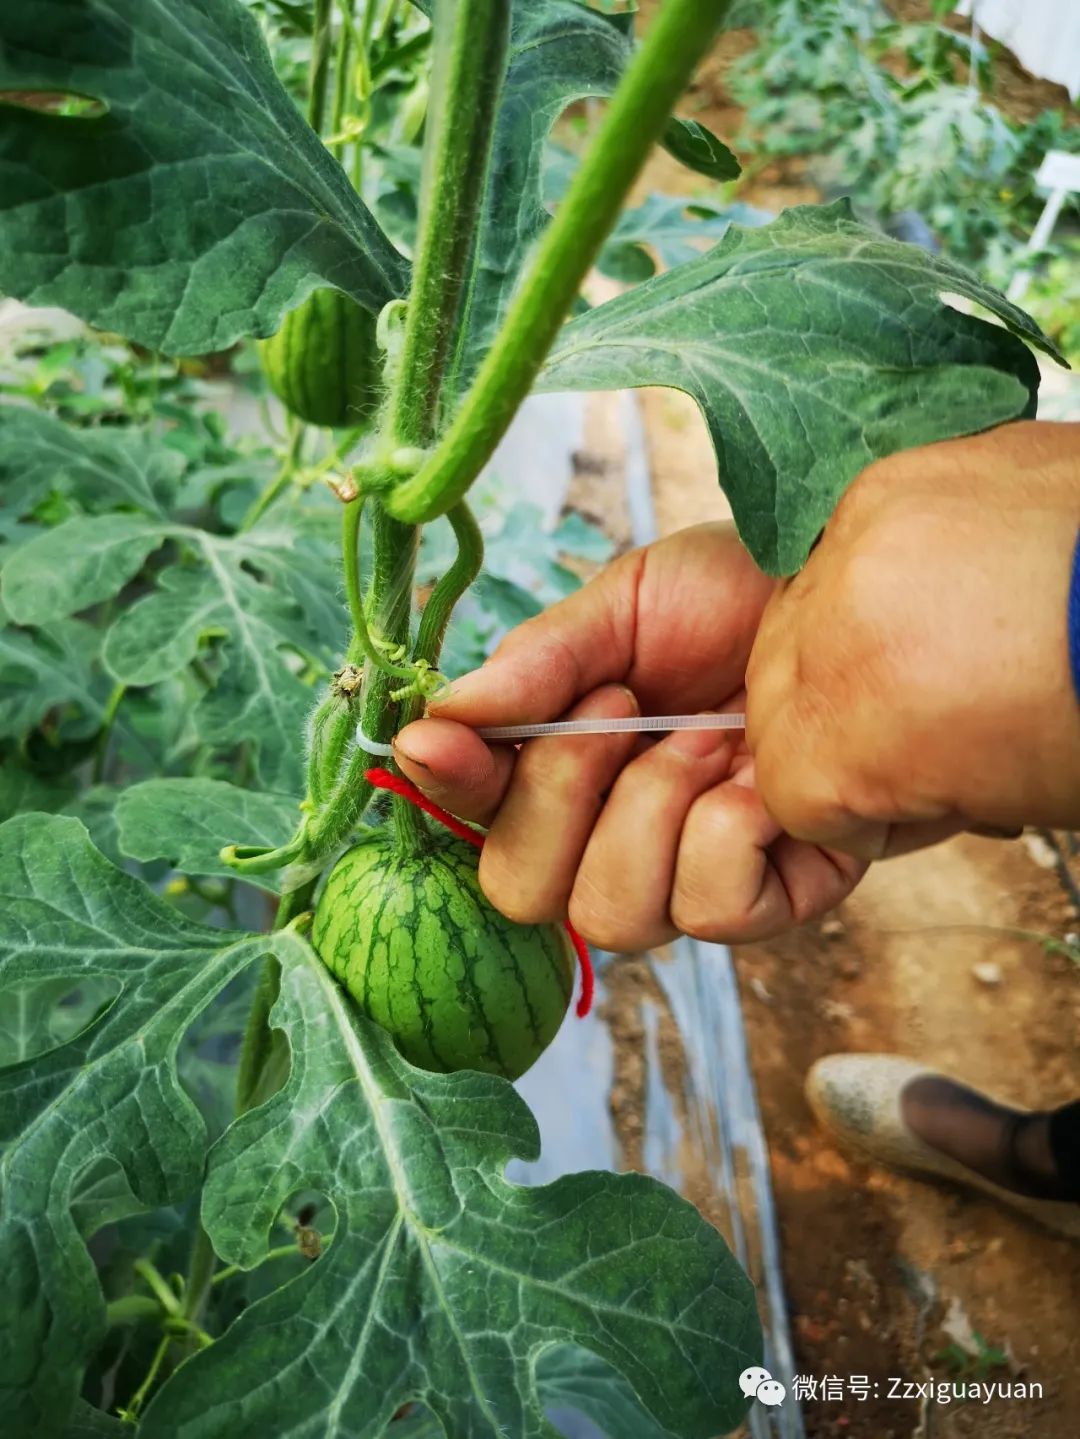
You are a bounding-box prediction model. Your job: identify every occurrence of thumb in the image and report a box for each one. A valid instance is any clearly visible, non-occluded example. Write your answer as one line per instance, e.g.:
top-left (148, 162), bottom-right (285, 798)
top-left (392, 718), bottom-right (515, 826)
top-left (427, 550), bottom-right (643, 726)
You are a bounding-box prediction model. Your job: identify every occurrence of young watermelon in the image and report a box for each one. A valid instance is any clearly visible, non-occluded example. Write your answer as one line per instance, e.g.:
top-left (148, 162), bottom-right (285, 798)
top-left (312, 829), bottom-right (575, 1080)
top-left (258, 288), bottom-right (382, 428)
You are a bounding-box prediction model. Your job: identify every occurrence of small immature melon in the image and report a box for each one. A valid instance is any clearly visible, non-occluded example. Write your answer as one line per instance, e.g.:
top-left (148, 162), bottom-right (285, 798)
top-left (257, 289), bottom-right (382, 428)
top-left (312, 830), bottom-right (575, 1080)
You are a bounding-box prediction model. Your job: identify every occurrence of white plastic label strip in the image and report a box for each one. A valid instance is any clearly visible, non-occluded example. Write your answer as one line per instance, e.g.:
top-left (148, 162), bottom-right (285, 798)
top-left (356, 712), bottom-right (747, 758)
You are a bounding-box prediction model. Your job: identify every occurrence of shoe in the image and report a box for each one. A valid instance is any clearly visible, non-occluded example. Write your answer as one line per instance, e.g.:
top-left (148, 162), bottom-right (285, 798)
top-left (805, 1053), bottom-right (1080, 1241)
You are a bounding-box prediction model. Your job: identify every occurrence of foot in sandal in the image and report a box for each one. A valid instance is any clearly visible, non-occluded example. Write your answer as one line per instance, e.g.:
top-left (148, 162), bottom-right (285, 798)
top-left (805, 1054), bottom-right (1080, 1240)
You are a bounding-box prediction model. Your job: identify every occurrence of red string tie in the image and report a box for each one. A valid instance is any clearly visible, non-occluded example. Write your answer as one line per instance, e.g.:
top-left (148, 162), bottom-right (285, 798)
top-left (364, 767), bottom-right (594, 1019)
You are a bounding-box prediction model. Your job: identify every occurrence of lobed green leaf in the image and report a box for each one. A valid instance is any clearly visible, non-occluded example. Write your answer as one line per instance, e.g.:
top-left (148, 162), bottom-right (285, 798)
top-left (2, 505), bottom-right (345, 793)
top-left (0, 618), bottom-right (106, 742)
top-left (1, 815), bottom-right (759, 1438)
top-left (540, 199), bottom-right (1059, 574)
top-left (0, 407), bottom-right (182, 522)
top-left (0, 813), bottom-right (285, 1435)
top-left (143, 950), bottom-right (759, 1438)
top-left (115, 777), bottom-right (300, 893)
top-left (0, 0), bottom-right (408, 354)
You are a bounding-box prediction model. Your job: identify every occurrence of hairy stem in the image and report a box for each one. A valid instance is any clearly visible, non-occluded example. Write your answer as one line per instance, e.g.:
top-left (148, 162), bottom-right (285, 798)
top-left (341, 497), bottom-right (417, 683)
top-left (386, 0), bottom-right (732, 523)
top-left (306, 2), bottom-right (507, 857)
top-left (308, 0), bottom-right (335, 134)
top-left (387, 0), bottom-right (509, 449)
top-left (415, 503), bottom-right (483, 667)
top-left (398, 501), bottom-right (483, 734)
top-left (308, 690), bottom-right (355, 806)
top-left (308, 503), bottom-right (421, 853)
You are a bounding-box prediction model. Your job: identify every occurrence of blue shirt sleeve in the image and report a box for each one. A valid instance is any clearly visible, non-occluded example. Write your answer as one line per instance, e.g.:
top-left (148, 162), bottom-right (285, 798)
top-left (1070, 530), bottom-right (1080, 705)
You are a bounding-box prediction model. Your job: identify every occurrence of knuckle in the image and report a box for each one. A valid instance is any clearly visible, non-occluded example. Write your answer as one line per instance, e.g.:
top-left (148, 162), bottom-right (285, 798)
top-left (477, 850), bottom-right (563, 927)
top-left (568, 882), bottom-right (640, 954)
top-left (837, 452), bottom-right (908, 517)
top-left (668, 890), bottom-right (729, 944)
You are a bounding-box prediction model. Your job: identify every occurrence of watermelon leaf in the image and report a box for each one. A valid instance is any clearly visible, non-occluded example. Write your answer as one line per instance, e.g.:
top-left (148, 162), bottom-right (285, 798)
top-left (0, 813), bottom-right (300, 1436)
top-left (661, 117), bottom-right (741, 182)
top-left (142, 936), bottom-right (760, 1438)
top-left (539, 200), bottom-right (1060, 575)
top-left (1, 813), bottom-right (758, 1438)
top-left (391, 1347), bottom-right (678, 1438)
top-left (115, 778), bottom-right (300, 893)
top-left (0, 407), bottom-right (182, 522)
top-left (2, 514), bottom-right (173, 627)
top-left (2, 505), bottom-right (345, 793)
top-left (0, 618), bottom-right (108, 743)
top-left (0, 0), bottom-right (408, 354)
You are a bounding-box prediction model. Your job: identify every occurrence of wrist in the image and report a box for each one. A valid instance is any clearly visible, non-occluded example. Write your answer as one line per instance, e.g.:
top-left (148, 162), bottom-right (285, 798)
top-left (959, 518), bottom-right (1080, 831)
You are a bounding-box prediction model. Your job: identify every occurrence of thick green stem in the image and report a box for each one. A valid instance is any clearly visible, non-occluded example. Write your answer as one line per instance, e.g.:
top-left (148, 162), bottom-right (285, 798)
top-left (179, 1225), bottom-right (217, 1343)
top-left (221, 831), bottom-right (307, 876)
top-left (360, 0), bottom-right (380, 48)
top-left (379, 0), bottom-right (404, 42)
top-left (415, 504), bottom-right (483, 668)
top-left (304, 0), bottom-right (506, 858)
top-left (341, 498), bottom-right (416, 684)
top-left (388, 0), bottom-right (510, 449)
top-left (308, 0), bottom-right (335, 134)
top-left (386, 0), bottom-right (732, 524)
top-left (234, 959), bottom-right (282, 1118)
top-left (308, 503), bottom-right (421, 854)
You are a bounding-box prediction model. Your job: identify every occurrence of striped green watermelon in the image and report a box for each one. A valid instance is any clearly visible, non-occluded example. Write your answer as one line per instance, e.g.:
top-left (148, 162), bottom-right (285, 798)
top-left (312, 830), bottom-right (575, 1080)
top-left (258, 289), bottom-right (382, 428)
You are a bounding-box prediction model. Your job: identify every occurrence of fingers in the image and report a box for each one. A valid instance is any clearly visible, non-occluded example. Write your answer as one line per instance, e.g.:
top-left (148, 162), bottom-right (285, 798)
top-left (392, 718), bottom-right (515, 826)
top-left (669, 763), bottom-right (867, 943)
top-left (567, 724), bottom-right (738, 952)
top-left (477, 685), bottom-right (642, 924)
top-left (399, 705), bottom-right (869, 949)
top-left (428, 548), bottom-right (645, 726)
top-left (429, 523), bottom-right (776, 728)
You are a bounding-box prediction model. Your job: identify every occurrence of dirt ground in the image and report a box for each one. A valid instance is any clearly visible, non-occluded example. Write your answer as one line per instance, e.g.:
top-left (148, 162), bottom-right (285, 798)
top-left (567, 18), bottom-right (1080, 1437)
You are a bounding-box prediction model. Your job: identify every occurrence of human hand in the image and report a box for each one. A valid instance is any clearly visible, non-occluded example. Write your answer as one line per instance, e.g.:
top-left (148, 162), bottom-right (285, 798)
top-left (748, 420), bottom-right (1080, 859)
top-left (393, 524), bottom-right (867, 949)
